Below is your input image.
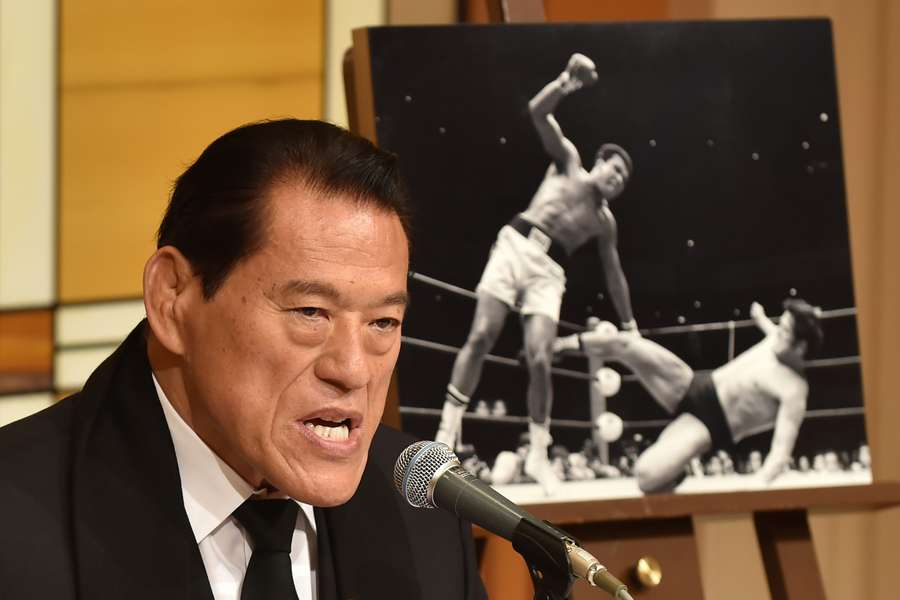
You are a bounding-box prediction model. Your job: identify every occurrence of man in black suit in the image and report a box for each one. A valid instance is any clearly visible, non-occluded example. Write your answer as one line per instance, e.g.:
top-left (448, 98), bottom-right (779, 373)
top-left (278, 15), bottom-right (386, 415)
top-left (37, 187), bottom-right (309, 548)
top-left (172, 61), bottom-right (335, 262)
top-left (0, 120), bottom-right (487, 600)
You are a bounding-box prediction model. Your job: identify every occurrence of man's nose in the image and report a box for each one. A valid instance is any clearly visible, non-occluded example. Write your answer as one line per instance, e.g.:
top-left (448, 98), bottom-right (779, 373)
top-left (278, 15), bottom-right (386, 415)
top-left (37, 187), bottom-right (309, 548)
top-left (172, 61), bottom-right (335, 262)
top-left (315, 320), bottom-right (370, 392)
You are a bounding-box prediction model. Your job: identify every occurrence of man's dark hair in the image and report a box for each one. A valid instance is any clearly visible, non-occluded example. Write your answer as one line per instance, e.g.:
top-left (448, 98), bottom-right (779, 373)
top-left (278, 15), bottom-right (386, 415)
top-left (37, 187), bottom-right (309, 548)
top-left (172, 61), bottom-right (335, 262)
top-left (596, 143), bottom-right (633, 179)
top-left (783, 298), bottom-right (824, 357)
top-left (157, 119), bottom-right (411, 298)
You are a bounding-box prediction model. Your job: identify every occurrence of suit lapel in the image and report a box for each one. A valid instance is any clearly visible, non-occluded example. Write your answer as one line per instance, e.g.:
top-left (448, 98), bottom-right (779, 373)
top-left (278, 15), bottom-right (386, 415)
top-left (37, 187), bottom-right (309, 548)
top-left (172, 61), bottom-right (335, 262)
top-left (70, 323), bottom-right (213, 600)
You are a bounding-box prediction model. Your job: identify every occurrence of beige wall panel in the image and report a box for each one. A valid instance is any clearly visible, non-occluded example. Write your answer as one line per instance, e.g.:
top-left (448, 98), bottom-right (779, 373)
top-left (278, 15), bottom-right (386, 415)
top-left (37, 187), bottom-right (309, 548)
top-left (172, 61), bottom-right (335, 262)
top-left (58, 78), bottom-right (321, 302)
top-left (324, 0), bottom-right (386, 126)
top-left (0, 392), bottom-right (54, 427)
top-left (54, 344), bottom-right (117, 392)
top-left (61, 0), bottom-right (323, 87)
top-left (56, 300), bottom-right (146, 347)
top-left (0, 0), bottom-right (57, 308)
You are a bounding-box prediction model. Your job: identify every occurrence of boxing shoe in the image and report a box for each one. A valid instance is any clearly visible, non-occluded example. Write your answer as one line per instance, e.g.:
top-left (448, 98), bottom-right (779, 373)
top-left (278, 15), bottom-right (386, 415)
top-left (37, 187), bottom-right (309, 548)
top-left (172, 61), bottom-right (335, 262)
top-left (524, 450), bottom-right (561, 496)
top-left (435, 394), bottom-right (467, 449)
top-left (523, 421), bottom-right (561, 496)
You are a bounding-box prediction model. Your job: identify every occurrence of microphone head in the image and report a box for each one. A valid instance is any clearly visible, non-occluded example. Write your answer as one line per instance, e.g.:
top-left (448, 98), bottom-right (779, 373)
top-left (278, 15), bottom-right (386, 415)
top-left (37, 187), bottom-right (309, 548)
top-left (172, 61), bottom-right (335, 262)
top-left (393, 440), bottom-right (459, 508)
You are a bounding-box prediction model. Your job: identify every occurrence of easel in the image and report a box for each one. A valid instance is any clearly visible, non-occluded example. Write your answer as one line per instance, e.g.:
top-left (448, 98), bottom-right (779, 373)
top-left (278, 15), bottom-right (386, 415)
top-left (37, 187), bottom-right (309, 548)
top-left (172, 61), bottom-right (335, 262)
top-left (475, 484), bottom-right (900, 599)
top-left (343, 2), bottom-right (900, 597)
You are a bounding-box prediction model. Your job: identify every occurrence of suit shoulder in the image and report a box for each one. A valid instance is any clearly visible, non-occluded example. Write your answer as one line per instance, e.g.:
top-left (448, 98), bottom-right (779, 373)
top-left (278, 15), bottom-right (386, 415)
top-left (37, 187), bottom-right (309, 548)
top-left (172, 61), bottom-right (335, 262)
top-left (369, 424), bottom-right (419, 469)
top-left (0, 394), bottom-right (79, 487)
top-left (369, 425), bottom-right (419, 473)
top-left (0, 397), bottom-right (80, 595)
top-left (0, 394), bottom-right (77, 456)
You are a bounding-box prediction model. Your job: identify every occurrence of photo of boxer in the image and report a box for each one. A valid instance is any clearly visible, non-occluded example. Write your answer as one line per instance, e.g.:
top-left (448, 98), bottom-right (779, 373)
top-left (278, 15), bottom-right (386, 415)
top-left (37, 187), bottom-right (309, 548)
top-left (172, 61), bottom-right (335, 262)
top-left (364, 20), bottom-right (869, 501)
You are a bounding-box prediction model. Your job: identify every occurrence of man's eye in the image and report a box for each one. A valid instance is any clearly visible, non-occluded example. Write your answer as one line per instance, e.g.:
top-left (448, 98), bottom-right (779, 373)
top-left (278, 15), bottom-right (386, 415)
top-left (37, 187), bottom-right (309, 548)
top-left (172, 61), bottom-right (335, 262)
top-left (371, 317), bottom-right (400, 332)
top-left (294, 307), bottom-right (323, 318)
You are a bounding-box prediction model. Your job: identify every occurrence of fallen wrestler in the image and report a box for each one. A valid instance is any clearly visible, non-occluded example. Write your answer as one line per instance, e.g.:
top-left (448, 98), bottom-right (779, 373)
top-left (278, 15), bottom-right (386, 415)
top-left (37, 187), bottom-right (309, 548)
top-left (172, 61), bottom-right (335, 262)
top-left (554, 299), bottom-right (823, 493)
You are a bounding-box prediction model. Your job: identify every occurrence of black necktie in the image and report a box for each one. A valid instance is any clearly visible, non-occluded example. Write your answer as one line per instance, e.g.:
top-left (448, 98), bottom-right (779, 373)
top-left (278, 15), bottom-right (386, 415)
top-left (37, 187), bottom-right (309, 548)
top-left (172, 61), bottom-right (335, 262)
top-left (233, 499), bottom-right (300, 600)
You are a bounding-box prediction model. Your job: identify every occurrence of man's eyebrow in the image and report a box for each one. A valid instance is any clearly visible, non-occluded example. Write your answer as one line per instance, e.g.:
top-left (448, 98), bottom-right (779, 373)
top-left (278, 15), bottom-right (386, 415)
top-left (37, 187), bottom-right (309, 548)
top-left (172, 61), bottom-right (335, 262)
top-left (381, 291), bottom-right (410, 309)
top-left (279, 279), bottom-right (341, 299)
top-left (278, 279), bottom-right (410, 309)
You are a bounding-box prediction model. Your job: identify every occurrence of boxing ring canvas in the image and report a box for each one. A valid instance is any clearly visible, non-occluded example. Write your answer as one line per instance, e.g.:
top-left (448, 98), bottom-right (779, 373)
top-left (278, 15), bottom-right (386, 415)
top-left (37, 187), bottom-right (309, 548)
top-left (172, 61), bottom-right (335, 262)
top-left (359, 19), bottom-right (871, 503)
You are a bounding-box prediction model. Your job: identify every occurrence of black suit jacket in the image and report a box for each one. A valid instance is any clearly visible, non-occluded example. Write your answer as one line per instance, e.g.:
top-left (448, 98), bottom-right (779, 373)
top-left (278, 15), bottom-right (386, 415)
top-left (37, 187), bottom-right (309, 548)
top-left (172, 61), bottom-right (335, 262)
top-left (0, 324), bottom-right (487, 600)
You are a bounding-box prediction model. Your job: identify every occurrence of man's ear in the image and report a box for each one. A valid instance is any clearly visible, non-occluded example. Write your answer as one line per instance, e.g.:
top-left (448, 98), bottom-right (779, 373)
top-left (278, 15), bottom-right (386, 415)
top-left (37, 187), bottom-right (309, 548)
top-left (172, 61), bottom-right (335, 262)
top-left (143, 246), bottom-right (198, 356)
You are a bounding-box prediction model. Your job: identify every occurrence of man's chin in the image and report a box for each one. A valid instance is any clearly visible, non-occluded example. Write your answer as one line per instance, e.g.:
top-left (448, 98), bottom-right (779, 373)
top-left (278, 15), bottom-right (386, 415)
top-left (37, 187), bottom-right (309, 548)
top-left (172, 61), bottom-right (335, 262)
top-left (277, 463), bottom-right (368, 507)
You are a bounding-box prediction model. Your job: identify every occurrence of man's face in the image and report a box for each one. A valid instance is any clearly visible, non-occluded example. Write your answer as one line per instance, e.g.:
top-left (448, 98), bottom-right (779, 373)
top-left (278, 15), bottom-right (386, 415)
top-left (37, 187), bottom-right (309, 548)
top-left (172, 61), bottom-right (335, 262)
top-left (178, 183), bottom-right (408, 506)
top-left (591, 154), bottom-right (628, 198)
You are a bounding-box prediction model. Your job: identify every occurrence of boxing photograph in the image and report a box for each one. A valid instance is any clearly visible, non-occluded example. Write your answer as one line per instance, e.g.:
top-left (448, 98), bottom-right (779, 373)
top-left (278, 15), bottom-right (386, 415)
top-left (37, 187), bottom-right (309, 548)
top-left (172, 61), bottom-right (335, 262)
top-left (364, 19), bottom-right (870, 502)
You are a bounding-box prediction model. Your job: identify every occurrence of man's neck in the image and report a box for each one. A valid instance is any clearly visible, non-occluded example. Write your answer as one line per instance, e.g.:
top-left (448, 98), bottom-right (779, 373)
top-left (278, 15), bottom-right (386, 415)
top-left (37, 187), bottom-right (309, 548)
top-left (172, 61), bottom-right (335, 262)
top-left (147, 332), bottom-right (195, 427)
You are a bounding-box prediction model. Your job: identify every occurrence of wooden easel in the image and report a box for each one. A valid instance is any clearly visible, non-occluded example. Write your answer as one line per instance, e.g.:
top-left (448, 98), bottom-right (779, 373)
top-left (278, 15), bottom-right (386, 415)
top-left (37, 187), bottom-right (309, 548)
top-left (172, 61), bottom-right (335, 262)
top-left (343, 2), bottom-right (900, 597)
top-left (474, 484), bottom-right (900, 600)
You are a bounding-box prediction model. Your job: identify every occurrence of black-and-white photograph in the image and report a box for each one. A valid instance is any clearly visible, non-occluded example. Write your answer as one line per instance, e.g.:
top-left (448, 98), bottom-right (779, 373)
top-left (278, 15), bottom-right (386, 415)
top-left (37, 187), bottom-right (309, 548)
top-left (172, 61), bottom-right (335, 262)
top-left (366, 20), bottom-right (870, 503)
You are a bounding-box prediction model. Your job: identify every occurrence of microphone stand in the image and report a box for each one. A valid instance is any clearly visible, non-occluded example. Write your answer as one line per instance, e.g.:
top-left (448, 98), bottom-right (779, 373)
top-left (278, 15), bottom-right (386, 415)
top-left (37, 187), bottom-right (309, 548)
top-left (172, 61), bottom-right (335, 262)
top-left (511, 517), bottom-right (577, 600)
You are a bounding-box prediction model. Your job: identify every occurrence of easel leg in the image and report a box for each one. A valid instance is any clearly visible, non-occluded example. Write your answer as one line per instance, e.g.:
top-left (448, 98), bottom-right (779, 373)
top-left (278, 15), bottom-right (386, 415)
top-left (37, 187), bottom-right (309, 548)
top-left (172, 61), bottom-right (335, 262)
top-left (754, 510), bottom-right (826, 600)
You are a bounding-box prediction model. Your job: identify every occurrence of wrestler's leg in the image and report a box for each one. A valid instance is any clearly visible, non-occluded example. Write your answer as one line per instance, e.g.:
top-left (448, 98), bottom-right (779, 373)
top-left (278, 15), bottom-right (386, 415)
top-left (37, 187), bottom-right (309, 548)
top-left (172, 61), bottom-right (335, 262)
top-left (436, 292), bottom-right (510, 446)
top-left (450, 292), bottom-right (510, 394)
top-left (521, 313), bottom-right (561, 495)
top-left (557, 329), bottom-right (692, 413)
top-left (634, 413), bottom-right (712, 493)
top-left (522, 313), bottom-right (557, 423)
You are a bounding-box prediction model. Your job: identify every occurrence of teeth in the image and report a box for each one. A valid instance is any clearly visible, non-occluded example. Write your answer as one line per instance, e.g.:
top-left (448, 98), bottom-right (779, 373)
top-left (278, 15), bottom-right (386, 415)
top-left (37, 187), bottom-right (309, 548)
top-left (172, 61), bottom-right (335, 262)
top-left (305, 422), bottom-right (349, 442)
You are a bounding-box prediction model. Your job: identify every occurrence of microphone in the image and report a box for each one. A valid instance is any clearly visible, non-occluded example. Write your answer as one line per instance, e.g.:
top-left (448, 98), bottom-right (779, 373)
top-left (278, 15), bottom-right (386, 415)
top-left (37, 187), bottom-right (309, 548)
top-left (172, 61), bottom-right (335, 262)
top-left (394, 440), bottom-right (633, 600)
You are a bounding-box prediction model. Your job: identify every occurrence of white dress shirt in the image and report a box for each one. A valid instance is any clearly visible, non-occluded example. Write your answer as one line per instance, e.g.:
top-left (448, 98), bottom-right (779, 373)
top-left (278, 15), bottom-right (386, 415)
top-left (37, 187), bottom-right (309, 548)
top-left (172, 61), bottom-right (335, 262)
top-left (153, 375), bottom-right (318, 599)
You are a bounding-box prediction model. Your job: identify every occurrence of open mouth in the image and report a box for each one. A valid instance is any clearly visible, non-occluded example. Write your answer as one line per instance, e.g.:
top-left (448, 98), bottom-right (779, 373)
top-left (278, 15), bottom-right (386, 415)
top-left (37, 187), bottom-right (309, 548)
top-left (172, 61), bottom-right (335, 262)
top-left (303, 417), bottom-right (352, 442)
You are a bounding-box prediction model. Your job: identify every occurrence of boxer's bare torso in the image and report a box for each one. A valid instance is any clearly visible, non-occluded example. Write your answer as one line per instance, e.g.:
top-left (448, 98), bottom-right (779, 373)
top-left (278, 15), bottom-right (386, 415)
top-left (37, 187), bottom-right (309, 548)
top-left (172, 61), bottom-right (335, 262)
top-left (713, 338), bottom-right (808, 442)
top-left (520, 164), bottom-right (614, 254)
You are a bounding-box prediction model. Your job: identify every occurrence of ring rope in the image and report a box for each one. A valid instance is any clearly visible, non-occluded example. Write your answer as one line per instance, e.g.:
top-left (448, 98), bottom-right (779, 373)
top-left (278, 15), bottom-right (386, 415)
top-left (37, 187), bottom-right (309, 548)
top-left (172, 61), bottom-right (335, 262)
top-left (409, 270), bottom-right (587, 332)
top-left (401, 336), bottom-right (595, 381)
top-left (409, 271), bottom-right (478, 301)
top-left (401, 335), bottom-right (860, 381)
top-left (399, 406), bottom-right (593, 429)
top-left (398, 405), bottom-right (865, 430)
top-left (409, 270), bottom-right (856, 338)
top-left (640, 307), bottom-right (856, 337)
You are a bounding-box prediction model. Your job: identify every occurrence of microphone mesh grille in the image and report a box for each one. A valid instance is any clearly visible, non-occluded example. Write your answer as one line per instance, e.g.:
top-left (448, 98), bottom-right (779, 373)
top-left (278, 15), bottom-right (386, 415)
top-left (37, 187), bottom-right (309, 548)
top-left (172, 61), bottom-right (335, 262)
top-left (393, 440), bottom-right (458, 508)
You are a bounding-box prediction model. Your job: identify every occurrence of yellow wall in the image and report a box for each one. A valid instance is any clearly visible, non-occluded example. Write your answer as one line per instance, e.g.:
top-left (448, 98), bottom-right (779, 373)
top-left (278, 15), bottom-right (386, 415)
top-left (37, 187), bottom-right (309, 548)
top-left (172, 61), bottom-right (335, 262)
top-left (58, 0), bottom-right (325, 302)
top-left (1, 0), bottom-right (325, 405)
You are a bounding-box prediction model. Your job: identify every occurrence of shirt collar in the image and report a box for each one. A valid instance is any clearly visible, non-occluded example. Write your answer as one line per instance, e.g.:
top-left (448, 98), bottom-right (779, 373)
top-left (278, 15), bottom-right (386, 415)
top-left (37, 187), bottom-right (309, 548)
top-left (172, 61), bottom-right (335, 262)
top-left (153, 374), bottom-right (316, 543)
